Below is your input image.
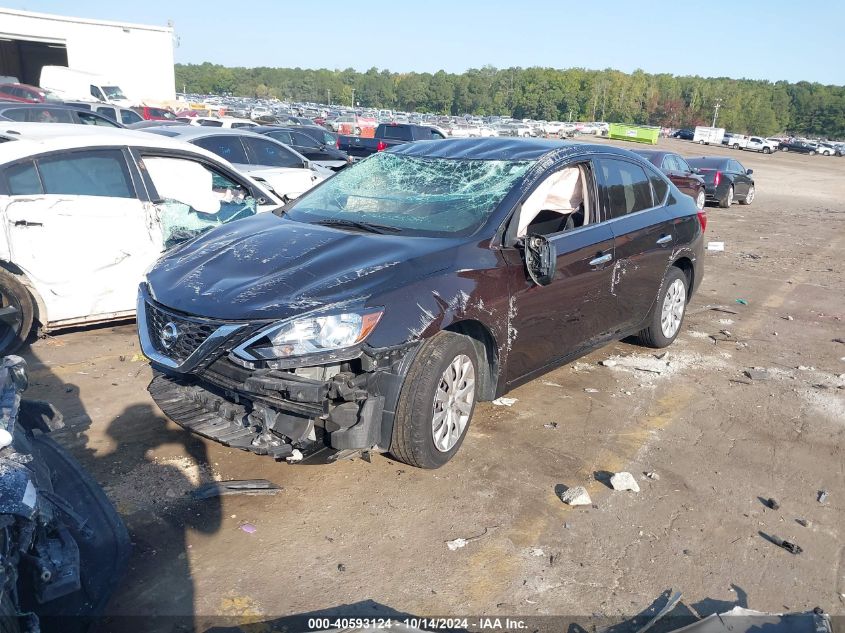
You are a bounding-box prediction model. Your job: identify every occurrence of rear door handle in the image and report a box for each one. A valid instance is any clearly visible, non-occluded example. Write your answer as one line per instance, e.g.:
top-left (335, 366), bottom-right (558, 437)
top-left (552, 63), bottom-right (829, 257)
top-left (656, 235), bottom-right (673, 245)
top-left (589, 253), bottom-right (613, 266)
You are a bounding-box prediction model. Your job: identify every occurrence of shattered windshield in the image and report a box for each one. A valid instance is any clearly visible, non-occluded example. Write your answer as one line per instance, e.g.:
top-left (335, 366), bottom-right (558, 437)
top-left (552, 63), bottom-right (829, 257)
top-left (102, 86), bottom-right (127, 100)
top-left (284, 152), bottom-right (532, 236)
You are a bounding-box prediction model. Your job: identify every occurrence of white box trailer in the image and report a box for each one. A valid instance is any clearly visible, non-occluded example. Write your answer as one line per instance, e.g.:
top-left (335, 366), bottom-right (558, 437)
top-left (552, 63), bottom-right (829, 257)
top-left (693, 126), bottom-right (725, 145)
top-left (40, 66), bottom-right (132, 107)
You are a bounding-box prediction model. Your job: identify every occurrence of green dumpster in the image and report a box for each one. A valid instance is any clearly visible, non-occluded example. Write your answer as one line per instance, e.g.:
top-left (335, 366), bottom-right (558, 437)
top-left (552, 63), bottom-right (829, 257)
top-left (608, 123), bottom-right (660, 145)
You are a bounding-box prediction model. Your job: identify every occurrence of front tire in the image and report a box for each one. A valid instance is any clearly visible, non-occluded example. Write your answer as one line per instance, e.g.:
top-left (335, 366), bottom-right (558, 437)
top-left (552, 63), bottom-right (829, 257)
top-left (718, 185), bottom-right (734, 208)
top-left (390, 332), bottom-right (479, 468)
top-left (636, 267), bottom-right (688, 349)
top-left (809, 150), bottom-right (816, 156)
top-left (763, 147), bottom-right (771, 154)
top-left (0, 270), bottom-right (34, 356)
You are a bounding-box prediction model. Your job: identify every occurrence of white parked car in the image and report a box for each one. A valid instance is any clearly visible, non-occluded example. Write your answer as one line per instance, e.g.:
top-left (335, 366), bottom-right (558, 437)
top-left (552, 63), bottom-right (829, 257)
top-left (187, 116), bottom-right (258, 129)
top-left (449, 123), bottom-right (481, 137)
top-left (251, 106), bottom-right (273, 120)
top-left (0, 123), bottom-right (282, 354)
top-left (141, 126), bottom-right (329, 200)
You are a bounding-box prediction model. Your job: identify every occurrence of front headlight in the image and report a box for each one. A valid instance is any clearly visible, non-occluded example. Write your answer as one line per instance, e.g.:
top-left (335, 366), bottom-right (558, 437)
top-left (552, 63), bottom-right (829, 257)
top-left (233, 309), bottom-right (383, 366)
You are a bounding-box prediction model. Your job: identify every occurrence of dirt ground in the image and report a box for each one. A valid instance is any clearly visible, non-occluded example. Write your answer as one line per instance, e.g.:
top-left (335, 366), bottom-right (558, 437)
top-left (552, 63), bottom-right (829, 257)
top-left (22, 136), bottom-right (845, 631)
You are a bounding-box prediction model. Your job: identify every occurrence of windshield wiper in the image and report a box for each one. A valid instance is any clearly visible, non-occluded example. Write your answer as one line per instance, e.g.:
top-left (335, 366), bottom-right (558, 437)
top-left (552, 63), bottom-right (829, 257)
top-left (314, 218), bottom-right (401, 234)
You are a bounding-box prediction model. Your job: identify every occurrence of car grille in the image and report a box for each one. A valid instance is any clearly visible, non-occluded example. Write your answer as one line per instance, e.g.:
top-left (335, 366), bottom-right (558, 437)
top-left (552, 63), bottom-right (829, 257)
top-left (145, 301), bottom-right (218, 365)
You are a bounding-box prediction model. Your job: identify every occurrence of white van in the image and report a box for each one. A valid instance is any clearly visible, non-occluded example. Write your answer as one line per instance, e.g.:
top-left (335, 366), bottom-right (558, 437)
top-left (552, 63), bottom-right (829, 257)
top-left (39, 66), bottom-right (132, 107)
top-left (693, 126), bottom-right (725, 145)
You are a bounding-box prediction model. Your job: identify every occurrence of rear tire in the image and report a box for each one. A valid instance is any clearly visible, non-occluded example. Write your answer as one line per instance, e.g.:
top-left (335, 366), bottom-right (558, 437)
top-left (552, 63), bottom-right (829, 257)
top-left (763, 147), bottom-right (771, 154)
top-left (390, 332), bottom-right (479, 469)
top-left (636, 267), bottom-right (688, 349)
top-left (0, 271), bottom-right (34, 356)
top-left (718, 185), bottom-right (734, 208)
top-left (782, 146), bottom-right (788, 152)
top-left (739, 185), bottom-right (755, 205)
top-left (809, 150), bottom-right (816, 156)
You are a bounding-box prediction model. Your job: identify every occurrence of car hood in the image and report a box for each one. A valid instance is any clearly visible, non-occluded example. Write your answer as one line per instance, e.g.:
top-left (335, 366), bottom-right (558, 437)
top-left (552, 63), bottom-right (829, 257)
top-left (146, 213), bottom-right (457, 321)
top-left (235, 164), bottom-right (324, 198)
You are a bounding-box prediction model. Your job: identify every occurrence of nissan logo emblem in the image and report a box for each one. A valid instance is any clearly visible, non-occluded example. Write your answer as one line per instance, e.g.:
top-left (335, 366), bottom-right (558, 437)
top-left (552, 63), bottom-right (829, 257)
top-left (160, 322), bottom-right (179, 349)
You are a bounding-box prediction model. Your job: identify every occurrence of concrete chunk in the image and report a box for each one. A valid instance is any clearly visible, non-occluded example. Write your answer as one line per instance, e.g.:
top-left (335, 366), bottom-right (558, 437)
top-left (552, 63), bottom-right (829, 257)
top-left (559, 485), bottom-right (592, 506)
top-left (610, 471), bottom-right (640, 492)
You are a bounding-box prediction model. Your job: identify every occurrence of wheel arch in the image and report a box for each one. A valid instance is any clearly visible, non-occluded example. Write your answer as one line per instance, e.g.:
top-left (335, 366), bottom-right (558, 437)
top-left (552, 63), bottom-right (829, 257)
top-left (671, 256), bottom-right (695, 302)
top-left (0, 260), bottom-right (47, 328)
top-left (444, 319), bottom-right (499, 401)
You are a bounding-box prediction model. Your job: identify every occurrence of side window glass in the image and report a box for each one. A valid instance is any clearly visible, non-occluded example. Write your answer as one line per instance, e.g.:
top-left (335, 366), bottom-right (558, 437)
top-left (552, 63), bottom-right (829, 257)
top-left (242, 138), bottom-right (303, 168)
top-left (268, 130), bottom-right (293, 144)
top-left (89, 85), bottom-right (105, 101)
top-left (141, 155), bottom-right (258, 248)
top-left (97, 107), bottom-right (117, 121)
top-left (648, 170), bottom-right (669, 205)
top-left (36, 150), bottom-right (134, 198)
top-left (78, 111), bottom-right (118, 127)
top-left (675, 156), bottom-right (692, 173)
top-left (661, 155), bottom-right (675, 172)
top-left (5, 161), bottom-right (43, 195)
top-left (431, 130), bottom-right (445, 139)
top-left (292, 132), bottom-right (320, 149)
top-left (121, 109), bottom-right (143, 125)
top-left (598, 159), bottom-right (653, 218)
top-left (193, 136), bottom-right (249, 163)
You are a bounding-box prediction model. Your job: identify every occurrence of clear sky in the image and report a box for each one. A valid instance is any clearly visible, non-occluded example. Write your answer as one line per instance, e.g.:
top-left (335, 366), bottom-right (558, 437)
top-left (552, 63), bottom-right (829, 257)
top-left (7, 0), bottom-right (844, 84)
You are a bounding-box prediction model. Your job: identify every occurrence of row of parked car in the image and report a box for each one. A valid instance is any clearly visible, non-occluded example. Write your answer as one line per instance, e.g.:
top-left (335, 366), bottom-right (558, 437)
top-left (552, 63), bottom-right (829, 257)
top-left (672, 127), bottom-right (843, 156)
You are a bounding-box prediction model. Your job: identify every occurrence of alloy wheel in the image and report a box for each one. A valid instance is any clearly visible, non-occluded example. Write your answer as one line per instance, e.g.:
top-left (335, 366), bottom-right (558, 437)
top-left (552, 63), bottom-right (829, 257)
top-left (431, 354), bottom-right (475, 452)
top-left (660, 279), bottom-right (686, 339)
top-left (696, 190), bottom-right (706, 210)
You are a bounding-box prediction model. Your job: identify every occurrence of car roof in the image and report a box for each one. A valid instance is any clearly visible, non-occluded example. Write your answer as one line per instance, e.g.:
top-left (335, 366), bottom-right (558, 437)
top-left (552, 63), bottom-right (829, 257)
top-left (390, 137), bottom-right (639, 161)
top-left (0, 122), bottom-right (229, 164)
top-left (0, 102), bottom-right (102, 112)
top-left (147, 126), bottom-right (264, 140)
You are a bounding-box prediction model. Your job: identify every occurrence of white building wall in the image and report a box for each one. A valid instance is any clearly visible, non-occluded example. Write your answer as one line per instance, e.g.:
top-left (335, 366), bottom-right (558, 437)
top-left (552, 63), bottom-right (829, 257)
top-left (0, 8), bottom-right (175, 102)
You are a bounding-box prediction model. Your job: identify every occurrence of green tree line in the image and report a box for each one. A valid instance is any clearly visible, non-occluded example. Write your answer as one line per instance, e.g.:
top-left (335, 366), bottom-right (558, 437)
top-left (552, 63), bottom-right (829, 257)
top-left (175, 63), bottom-right (845, 138)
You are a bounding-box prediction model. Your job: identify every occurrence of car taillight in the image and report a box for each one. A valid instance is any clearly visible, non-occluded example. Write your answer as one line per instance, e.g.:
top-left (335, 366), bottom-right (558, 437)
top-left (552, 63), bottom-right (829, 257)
top-left (376, 140), bottom-right (387, 151)
top-left (714, 171), bottom-right (721, 186)
top-left (697, 209), bottom-right (707, 232)
top-left (335, 138), bottom-right (340, 149)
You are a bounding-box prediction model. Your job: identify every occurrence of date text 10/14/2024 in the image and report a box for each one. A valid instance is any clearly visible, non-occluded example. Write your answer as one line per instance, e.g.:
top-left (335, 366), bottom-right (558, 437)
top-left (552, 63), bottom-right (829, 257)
top-left (307, 618), bottom-right (528, 630)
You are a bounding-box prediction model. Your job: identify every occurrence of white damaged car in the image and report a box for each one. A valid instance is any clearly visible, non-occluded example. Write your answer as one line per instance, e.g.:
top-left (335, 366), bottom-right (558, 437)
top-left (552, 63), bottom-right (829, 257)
top-left (0, 123), bottom-right (282, 354)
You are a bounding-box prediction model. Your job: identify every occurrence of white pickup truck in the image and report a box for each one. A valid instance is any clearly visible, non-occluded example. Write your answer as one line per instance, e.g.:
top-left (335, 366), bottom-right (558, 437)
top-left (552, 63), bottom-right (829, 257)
top-left (744, 136), bottom-right (779, 154)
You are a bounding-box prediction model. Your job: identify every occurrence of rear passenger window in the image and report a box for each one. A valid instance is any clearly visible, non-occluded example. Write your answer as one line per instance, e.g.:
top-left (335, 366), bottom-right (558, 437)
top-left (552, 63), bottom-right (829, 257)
top-left (36, 150), bottom-right (134, 198)
top-left (97, 107), bottom-right (117, 121)
top-left (242, 138), bottom-right (303, 168)
top-left (5, 161), bottom-right (42, 195)
top-left (648, 170), bottom-right (669, 205)
top-left (193, 136), bottom-right (249, 164)
top-left (121, 109), bottom-right (143, 125)
top-left (598, 159), bottom-right (654, 218)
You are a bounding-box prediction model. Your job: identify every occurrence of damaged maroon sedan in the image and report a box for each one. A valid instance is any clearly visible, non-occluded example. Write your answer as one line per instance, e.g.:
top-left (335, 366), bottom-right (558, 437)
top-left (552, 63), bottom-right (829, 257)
top-left (138, 139), bottom-right (704, 468)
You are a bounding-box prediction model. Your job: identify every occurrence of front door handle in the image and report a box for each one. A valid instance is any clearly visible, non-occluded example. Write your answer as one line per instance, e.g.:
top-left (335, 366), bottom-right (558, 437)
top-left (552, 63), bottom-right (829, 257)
top-left (656, 234), bottom-right (673, 246)
top-left (589, 253), bottom-right (613, 266)
top-left (13, 220), bottom-right (43, 227)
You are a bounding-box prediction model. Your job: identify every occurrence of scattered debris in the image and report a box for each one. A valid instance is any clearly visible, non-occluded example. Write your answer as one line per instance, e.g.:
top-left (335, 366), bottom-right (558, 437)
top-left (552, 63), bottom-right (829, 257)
top-left (645, 471), bottom-right (660, 481)
top-left (796, 518), bottom-right (811, 528)
top-left (818, 490), bottom-right (829, 503)
top-left (633, 591), bottom-right (683, 633)
top-left (529, 547), bottom-right (545, 557)
top-left (797, 365), bottom-right (815, 371)
top-left (610, 471), bottom-right (641, 492)
top-left (445, 526), bottom-right (496, 551)
top-left (735, 298), bottom-right (749, 305)
top-left (584, 388), bottom-right (599, 393)
top-left (745, 368), bottom-right (770, 381)
top-left (761, 532), bottom-right (802, 555)
top-left (683, 549), bottom-right (693, 556)
top-left (542, 380), bottom-right (563, 387)
top-left (709, 305), bottom-right (739, 315)
top-left (559, 486), bottom-right (592, 506)
top-left (337, 563), bottom-right (346, 572)
top-left (239, 523), bottom-right (257, 534)
top-left (832, 337), bottom-right (845, 345)
top-left (782, 315), bottom-right (794, 321)
top-left (706, 241), bottom-right (725, 251)
top-left (543, 422), bottom-right (558, 429)
top-left (192, 479), bottom-right (282, 499)
top-left (764, 498), bottom-right (780, 510)
top-left (600, 359), bottom-right (618, 367)
top-left (492, 397), bottom-right (517, 407)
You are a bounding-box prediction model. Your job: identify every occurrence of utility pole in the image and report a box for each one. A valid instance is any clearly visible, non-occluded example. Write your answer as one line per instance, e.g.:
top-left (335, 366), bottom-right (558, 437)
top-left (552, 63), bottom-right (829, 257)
top-left (712, 98), bottom-right (722, 128)
top-left (327, 89), bottom-right (331, 105)
top-left (351, 88), bottom-right (355, 108)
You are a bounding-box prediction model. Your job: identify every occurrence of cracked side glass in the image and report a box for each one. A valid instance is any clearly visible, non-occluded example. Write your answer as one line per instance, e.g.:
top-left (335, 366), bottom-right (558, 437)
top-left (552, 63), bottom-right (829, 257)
top-left (285, 152), bottom-right (533, 236)
top-left (143, 156), bottom-right (258, 248)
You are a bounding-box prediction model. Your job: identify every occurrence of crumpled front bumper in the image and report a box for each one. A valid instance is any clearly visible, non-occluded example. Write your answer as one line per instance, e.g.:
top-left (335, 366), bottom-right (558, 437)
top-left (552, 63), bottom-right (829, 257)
top-left (147, 351), bottom-right (410, 462)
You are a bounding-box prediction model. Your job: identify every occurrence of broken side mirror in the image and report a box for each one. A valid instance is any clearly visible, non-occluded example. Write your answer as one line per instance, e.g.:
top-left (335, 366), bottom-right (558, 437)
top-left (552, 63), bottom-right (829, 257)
top-left (524, 234), bottom-right (556, 286)
top-left (746, 168), bottom-right (754, 175)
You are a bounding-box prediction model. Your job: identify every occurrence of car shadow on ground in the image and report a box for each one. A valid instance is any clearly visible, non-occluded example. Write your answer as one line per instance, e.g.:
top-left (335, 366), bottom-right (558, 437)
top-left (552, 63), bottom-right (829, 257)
top-left (22, 343), bottom-right (220, 633)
